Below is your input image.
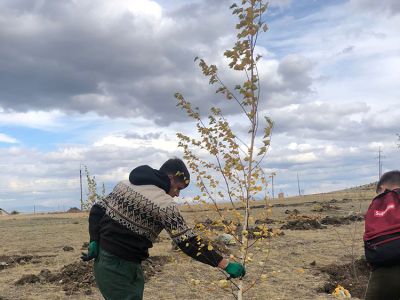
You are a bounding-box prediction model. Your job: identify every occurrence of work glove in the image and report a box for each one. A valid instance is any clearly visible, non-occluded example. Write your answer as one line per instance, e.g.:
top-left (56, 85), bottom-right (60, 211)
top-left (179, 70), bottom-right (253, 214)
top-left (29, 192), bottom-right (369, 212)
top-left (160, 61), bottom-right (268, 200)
top-left (225, 262), bottom-right (246, 278)
top-left (81, 240), bottom-right (99, 262)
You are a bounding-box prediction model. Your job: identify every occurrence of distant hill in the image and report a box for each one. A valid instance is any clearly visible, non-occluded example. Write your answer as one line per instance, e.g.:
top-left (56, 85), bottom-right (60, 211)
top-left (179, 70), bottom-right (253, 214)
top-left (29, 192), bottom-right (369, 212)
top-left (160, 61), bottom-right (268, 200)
top-left (341, 182), bottom-right (377, 193)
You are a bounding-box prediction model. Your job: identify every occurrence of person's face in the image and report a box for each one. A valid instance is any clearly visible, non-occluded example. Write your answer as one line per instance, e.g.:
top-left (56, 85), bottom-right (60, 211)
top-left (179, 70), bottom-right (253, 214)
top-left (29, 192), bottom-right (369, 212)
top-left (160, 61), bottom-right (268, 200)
top-left (168, 176), bottom-right (187, 197)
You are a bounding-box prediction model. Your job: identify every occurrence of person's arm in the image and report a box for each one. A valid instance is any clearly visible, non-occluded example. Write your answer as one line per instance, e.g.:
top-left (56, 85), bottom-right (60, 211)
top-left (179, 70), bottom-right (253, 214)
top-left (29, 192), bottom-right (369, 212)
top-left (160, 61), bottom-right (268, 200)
top-left (81, 201), bottom-right (106, 262)
top-left (88, 202), bottom-right (106, 242)
top-left (160, 204), bottom-right (245, 277)
top-left (160, 203), bottom-right (224, 267)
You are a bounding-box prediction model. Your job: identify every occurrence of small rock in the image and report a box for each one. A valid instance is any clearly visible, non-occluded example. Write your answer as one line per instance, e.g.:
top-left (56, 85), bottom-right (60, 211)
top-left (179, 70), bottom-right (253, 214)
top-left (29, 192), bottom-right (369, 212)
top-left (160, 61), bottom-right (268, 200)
top-left (63, 246), bottom-right (74, 252)
top-left (216, 233), bottom-right (236, 245)
top-left (310, 261), bottom-right (316, 266)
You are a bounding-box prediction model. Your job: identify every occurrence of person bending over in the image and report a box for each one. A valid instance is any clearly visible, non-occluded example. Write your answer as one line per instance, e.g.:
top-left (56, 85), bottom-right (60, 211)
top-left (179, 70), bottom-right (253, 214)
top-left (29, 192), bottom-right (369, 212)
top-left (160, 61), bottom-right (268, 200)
top-left (82, 158), bottom-right (245, 300)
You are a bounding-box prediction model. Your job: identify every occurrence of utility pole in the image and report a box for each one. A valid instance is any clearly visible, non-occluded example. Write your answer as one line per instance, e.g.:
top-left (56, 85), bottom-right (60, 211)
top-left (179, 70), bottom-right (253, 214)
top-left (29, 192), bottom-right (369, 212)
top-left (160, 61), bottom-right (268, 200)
top-left (80, 164), bottom-right (83, 211)
top-left (377, 147), bottom-right (384, 180)
top-left (297, 172), bottom-right (301, 196)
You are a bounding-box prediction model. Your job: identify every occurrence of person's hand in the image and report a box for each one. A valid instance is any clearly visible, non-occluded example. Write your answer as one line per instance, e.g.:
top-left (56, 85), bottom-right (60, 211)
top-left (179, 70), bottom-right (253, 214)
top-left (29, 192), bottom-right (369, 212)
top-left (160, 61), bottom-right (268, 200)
top-left (225, 262), bottom-right (246, 278)
top-left (81, 241), bottom-right (99, 262)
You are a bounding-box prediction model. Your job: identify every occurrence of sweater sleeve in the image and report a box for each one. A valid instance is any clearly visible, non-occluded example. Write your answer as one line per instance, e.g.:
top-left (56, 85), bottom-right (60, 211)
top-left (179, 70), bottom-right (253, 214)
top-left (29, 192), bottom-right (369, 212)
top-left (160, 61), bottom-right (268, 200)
top-left (88, 202), bottom-right (106, 242)
top-left (160, 203), bottom-right (223, 267)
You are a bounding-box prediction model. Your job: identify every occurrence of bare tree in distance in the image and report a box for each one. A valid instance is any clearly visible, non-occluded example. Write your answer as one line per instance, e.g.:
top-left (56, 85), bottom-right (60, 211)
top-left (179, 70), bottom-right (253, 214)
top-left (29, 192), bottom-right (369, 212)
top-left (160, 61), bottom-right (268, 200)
top-left (81, 165), bottom-right (105, 210)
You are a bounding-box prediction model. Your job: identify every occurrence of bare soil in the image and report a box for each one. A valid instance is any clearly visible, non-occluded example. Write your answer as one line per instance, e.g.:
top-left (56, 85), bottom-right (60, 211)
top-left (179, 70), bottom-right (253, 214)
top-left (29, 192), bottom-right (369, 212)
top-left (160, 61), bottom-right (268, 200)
top-left (13, 256), bottom-right (170, 296)
top-left (0, 187), bottom-right (375, 299)
top-left (280, 215), bottom-right (327, 230)
top-left (0, 254), bottom-right (55, 271)
top-left (317, 257), bottom-right (370, 299)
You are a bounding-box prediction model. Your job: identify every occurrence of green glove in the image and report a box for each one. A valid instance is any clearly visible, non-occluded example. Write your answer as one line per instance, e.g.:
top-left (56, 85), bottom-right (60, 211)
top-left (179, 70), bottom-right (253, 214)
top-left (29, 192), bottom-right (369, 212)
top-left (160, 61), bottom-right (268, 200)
top-left (81, 241), bottom-right (99, 261)
top-left (225, 262), bottom-right (246, 278)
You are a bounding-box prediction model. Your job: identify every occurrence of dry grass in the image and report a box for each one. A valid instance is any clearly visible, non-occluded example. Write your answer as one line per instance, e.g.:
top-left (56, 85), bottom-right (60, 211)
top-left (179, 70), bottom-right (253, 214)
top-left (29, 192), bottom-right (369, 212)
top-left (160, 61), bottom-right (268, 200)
top-left (0, 186), bottom-right (375, 300)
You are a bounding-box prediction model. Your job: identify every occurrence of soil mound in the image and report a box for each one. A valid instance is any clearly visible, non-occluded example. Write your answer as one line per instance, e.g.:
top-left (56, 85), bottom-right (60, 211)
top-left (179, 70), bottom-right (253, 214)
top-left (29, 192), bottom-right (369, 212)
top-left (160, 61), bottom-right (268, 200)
top-left (281, 216), bottom-right (326, 230)
top-left (246, 226), bottom-right (285, 239)
top-left (62, 246), bottom-right (74, 252)
top-left (15, 274), bottom-right (40, 285)
top-left (56, 261), bottom-right (95, 295)
top-left (318, 257), bottom-right (370, 299)
top-left (284, 209), bottom-right (300, 215)
top-left (14, 261), bottom-right (95, 295)
top-left (142, 256), bottom-right (170, 280)
top-left (320, 214), bottom-right (364, 226)
top-left (311, 203), bottom-right (340, 212)
top-left (254, 217), bottom-right (278, 224)
top-left (67, 207), bottom-right (81, 213)
top-left (0, 255), bottom-right (49, 271)
top-left (15, 256), bottom-right (170, 295)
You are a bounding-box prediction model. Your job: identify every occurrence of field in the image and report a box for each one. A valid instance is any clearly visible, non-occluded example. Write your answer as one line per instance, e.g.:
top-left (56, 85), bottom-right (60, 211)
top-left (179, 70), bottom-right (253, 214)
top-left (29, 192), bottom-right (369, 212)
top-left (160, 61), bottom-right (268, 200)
top-left (0, 184), bottom-right (376, 300)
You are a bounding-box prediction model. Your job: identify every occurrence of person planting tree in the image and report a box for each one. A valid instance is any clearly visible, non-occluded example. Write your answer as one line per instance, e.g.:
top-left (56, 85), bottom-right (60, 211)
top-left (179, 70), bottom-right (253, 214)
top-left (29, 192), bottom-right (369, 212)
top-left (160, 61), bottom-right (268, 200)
top-left (81, 158), bottom-right (245, 300)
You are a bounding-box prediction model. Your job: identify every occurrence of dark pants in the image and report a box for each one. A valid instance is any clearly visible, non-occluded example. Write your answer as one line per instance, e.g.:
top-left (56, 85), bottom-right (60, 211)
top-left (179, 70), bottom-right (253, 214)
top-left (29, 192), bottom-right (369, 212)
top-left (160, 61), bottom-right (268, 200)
top-left (94, 247), bottom-right (144, 300)
top-left (365, 264), bottom-right (400, 300)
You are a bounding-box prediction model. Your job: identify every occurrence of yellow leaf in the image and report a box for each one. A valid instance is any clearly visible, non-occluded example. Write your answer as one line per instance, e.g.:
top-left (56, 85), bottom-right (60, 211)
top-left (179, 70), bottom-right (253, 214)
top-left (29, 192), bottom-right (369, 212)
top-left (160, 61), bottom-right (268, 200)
top-left (297, 268), bottom-right (305, 274)
top-left (190, 279), bottom-right (201, 285)
top-left (260, 274), bottom-right (267, 281)
top-left (208, 244), bottom-right (213, 251)
top-left (332, 285), bottom-right (351, 298)
top-left (218, 279), bottom-right (229, 289)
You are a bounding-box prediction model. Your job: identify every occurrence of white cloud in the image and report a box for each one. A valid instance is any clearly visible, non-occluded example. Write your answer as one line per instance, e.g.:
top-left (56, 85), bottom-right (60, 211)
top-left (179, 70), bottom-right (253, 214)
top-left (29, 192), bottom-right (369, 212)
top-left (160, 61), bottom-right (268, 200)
top-left (269, 0), bottom-right (292, 9)
top-left (93, 134), bottom-right (178, 152)
top-left (287, 152), bottom-right (317, 163)
top-left (350, 0), bottom-right (400, 15)
top-left (0, 109), bottom-right (64, 130)
top-left (0, 133), bottom-right (18, 144)
top-left (95, 0), bottom-right (163, 20)
top-left (287, 143), bottom-right (314, 152)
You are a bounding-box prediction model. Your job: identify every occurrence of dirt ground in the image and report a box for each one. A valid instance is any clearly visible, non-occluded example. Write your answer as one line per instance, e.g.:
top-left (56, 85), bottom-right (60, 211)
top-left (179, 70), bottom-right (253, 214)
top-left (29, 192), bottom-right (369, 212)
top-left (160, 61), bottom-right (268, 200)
top-left (0, 187), bottom-right (375, 300)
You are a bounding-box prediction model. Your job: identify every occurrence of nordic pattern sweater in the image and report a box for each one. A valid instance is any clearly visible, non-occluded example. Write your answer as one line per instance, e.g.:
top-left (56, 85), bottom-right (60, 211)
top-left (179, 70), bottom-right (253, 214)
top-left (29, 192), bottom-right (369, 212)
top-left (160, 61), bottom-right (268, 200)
top-left (88, 165), bottom-right (223, 267)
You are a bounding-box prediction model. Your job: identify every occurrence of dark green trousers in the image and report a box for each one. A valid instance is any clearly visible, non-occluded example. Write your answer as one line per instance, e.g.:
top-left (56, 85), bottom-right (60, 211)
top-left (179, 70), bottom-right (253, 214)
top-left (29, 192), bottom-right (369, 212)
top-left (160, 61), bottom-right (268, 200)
top-left (94, 247), bottom-right (144, 300)
top-left (365, 264), bottom-right (400, 300)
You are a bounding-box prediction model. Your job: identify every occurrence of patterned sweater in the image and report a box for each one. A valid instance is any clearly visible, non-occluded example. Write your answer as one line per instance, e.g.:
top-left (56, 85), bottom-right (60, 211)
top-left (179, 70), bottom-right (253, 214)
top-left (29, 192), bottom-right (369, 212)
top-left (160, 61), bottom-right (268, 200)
top-left (88, 166), bottom-right (223, 267)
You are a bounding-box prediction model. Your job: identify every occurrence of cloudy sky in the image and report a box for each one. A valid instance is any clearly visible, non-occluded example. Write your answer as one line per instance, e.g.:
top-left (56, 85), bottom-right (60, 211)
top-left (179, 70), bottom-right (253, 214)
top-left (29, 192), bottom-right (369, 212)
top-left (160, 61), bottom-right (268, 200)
top-left (0, 0), bottom-right (399, 212)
